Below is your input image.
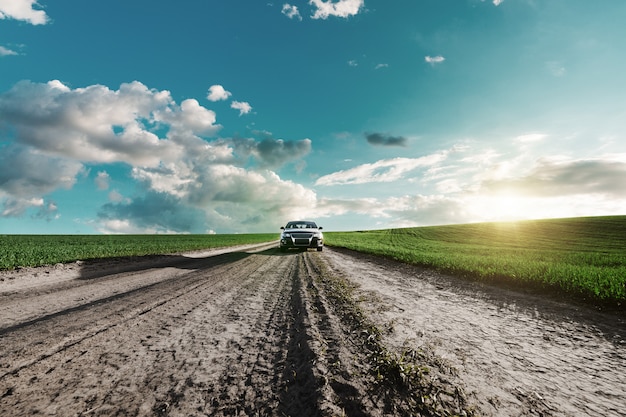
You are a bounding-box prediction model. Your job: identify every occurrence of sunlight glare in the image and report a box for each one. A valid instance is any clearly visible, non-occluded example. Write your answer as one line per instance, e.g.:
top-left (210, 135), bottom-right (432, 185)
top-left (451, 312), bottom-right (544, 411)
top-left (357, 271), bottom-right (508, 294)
top-left (469, 192), bottom-right (538, 222)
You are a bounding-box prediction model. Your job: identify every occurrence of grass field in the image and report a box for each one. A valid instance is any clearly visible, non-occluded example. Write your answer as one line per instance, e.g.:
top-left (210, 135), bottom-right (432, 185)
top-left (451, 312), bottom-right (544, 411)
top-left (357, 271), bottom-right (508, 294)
top-left (0, 234), bottom-right (276, 270)
top-left (325, 216), bottom-right (626, 306)
top-left (3, 216), bottom-right (625, 307)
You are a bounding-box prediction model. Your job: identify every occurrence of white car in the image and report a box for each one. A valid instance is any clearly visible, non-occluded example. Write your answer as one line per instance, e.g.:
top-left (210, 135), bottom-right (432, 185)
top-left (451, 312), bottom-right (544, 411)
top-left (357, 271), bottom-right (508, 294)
top-left (279, 221), bottom-right (324, 252)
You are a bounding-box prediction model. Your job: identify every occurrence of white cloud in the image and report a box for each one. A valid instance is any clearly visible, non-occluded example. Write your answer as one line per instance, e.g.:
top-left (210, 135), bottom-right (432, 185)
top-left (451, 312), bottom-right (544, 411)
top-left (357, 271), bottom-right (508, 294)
top-left (309, 0), bottom-right (364, 19)
top-left (98, 219), bottom-right (144, 234)
top-left (33, 199), bottom-right (59, 221)
top-left (0, 80), bottom-right (315, 231)
top-left (0, 45), bottom-right (18, 56)
top-left (108, 190), bottom-right (125, 203)
top-left (131, 163), bottom-right (195, 198)
top-left (314, 194), bottom-right (472, 228)
top-left (493, 0), bottom-right (504, 6)
top-left (478, 156), bottom-right (626, 198)
top-left (0, 80), bottom-right (221, 166)
top-left (1, 197), bottom-right (42, 217)
top-left (228, 136), bottom-right (312, 168)
top-left (231, 100), bottom-right (252, 116)
top-left (0, 0), bottom-right (49, 25)
top-left (425, 55), bottom-right (445, 65)
top-left (100, 167), bottom-right (318, 233)
top-left (282, 4), bottom-right (302, 20)
top-left (375, 63), bottom-right (389, 70)
top-left (207, 84), bottom-right (232, 101)
top-left (313, 153), bottom-right (626, 227)
top-left (515, 133), bottom-right (547, 143)
top-left (95, 171), bottom-right (110, 190)
top-left (165, 98), bottom-right (221, 136)
top-left (315, 153), bottom-right (448, 186)
top-left (312, 146), bottom-right (626, 228)
top-left (0, 144), bottom-right (84, 216)
top-left (347, 60), bottom-right (358, 67)
top-left (0, 145), bottom-right (83, 199)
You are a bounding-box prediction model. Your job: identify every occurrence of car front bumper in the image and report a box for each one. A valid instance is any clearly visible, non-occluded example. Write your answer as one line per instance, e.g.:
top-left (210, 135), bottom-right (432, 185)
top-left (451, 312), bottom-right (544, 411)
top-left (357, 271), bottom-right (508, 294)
top-left (279, 235), bottom-right (323, 249)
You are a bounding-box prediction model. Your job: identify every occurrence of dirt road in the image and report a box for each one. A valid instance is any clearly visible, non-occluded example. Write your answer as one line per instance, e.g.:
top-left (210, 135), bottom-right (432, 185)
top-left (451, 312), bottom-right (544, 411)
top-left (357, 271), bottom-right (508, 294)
top-left (1, 244), bottom-right (625, 416)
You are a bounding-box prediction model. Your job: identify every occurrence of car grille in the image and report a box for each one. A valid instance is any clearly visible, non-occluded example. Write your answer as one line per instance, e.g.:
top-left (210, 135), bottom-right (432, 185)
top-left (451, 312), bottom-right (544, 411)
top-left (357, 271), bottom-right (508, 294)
top-left (291, 232), bottom-right (313, 246)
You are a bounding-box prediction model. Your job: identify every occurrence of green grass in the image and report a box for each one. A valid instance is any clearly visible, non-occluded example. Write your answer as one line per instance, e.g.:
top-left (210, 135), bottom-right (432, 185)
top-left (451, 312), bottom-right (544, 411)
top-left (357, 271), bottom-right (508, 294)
top-left (325, 216), bottom-right (626, 306)
top-left (0, 234), bottom-right (276, 270)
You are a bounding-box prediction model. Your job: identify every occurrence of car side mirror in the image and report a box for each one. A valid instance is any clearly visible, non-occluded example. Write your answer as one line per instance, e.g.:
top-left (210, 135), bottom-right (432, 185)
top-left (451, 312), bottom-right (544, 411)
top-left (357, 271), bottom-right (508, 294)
top-left (318, 227), bottom-right (323, 230)
top-left (280, 226), bottom-right (285, 230)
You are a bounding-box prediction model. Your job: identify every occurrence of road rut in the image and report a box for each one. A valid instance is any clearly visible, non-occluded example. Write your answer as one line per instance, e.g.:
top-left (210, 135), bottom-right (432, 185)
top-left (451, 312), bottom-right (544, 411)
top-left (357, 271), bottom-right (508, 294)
top-left (1, 245), bottom-right (625, 416)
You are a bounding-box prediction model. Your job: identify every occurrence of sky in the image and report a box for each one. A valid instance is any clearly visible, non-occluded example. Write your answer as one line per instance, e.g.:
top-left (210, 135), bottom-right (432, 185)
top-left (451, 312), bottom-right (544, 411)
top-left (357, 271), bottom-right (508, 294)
top-left (1, 0), bottom-right (625, 234)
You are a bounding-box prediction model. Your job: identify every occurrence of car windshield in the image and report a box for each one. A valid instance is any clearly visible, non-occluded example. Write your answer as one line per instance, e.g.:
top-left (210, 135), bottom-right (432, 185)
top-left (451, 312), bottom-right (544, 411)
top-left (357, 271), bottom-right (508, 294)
top-left (286, 222), bottom-right (317, 229)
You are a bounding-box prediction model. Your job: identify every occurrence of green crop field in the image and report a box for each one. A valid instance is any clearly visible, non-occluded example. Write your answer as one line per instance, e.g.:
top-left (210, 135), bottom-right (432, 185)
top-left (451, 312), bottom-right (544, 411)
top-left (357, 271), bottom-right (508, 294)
top-left (0, 234), bottom-right (276, 270)
top-left (3, 216), bottom-right (625, 307)
top-left (325, 216), bottom-right (626, 306)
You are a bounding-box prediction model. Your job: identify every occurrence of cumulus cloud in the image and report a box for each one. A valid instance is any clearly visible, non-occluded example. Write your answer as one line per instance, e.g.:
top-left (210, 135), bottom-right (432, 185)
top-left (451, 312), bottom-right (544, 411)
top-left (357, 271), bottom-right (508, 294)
top-left (0, 80), bottom-right (194, 166)
top-left (231, 100), bottom-right (252, 116)
top-left (227, 136), bottom-right (312, 169)
top-left (1, 196), bottom-right (58, 221)
top-left (0, 0), bottom-right (49, 25)
top-left (1, 197), bottom-right (41, 217)
top-left (32, 199), bottom-right (59, 221)
top-left (282, 4), bottom-right (302, 20)
top-left (316, 153), bottom-right (448, 186)
top-left (108, 190), bottom-right (125, 203)
top-left (207, 84), bottom-right (232, 102)
top-left (493, 0), bottom-right (504, 6)
top-left (0, 45), bottom-right (18, 56)
top-left (365, 132), bottom-right (408, 147)
top-left (0, 79), bottom-right (317, 232)
top-left (165, 98), bottom-right (221, 136)
top-left (425, 55), bottom-right (445, 65)
top-left (309, 0), bottom-right (364, 19)
top-left (95, 171), bottom-right (110, 190)
top-left (98, 191), bottom-right (208, 234)
top-left (101, 167), bottom-right (318, 233)
top-left (375, 63), bottom-right (389, 70)
top-left (0, 144), bottom-right (84, 217)
top-left (0, 145), bottom-right (83, 201)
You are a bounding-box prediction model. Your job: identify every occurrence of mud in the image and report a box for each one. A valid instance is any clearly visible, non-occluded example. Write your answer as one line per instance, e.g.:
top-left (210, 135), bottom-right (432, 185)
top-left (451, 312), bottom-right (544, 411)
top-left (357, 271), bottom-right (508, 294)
top-left (1, 244), bottom-right (625, 416)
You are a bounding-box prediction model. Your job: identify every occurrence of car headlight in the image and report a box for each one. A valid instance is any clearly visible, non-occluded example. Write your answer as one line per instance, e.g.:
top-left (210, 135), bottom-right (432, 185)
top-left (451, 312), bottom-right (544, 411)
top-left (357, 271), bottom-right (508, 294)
top-left (282, 233), bottom-right (291, 238)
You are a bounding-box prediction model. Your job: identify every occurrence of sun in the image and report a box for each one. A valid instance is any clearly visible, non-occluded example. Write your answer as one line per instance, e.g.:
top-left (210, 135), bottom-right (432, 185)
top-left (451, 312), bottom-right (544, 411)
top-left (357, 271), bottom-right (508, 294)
top-left (469, 192), bottom-right (539, 222)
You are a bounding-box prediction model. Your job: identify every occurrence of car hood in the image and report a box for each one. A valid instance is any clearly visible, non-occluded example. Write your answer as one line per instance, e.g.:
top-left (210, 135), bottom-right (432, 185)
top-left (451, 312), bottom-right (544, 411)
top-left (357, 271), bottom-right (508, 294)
top-left (283, 228), bottom-right (322, 233)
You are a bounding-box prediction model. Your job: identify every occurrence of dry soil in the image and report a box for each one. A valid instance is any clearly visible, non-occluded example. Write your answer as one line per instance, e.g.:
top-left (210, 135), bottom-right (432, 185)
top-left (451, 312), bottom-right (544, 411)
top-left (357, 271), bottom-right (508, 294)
top-left (1, 244), bottom-right (624, 416)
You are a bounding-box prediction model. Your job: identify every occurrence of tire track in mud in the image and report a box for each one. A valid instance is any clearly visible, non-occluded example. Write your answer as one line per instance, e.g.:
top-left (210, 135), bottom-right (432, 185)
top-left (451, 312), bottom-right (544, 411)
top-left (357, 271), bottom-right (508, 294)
top-left (0, 251), bottom-right (253, 380)
top-left (0, 247), bottom-right (385, 416)
top-left (322, 247), bottom-right (626, 417)
top-left (8, 242), bottom-right (572, 417)
top-left (283, 253), bottom-right (372, 416)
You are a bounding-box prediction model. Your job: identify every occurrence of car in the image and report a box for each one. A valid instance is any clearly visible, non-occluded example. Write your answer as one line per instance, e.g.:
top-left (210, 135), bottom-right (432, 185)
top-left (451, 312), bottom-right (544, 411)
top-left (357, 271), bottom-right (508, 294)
top-left (279, 220), bottom-right (324, 252)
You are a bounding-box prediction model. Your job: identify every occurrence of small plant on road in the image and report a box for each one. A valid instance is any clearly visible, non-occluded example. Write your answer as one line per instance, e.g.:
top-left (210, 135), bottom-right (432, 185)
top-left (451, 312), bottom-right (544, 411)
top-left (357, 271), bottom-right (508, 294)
top-left (313, 254), bottom-right (477, 417)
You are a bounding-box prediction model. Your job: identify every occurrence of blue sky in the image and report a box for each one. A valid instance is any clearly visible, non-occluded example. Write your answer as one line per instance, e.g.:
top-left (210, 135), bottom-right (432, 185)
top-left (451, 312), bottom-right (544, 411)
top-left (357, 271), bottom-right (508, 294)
top-left (1, 0), bottom-right (625, 234)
